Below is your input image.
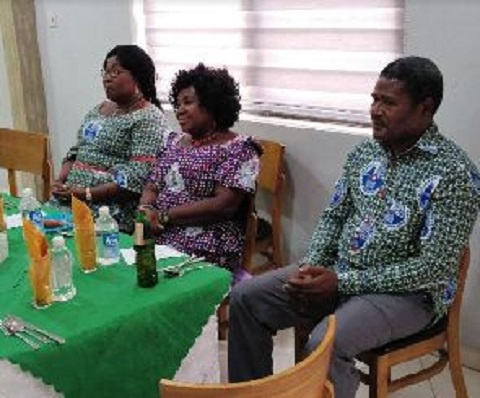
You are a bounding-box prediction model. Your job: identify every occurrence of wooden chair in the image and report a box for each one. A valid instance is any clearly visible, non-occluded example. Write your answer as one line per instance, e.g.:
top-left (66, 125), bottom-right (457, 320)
top-left (217, 196), bottom-right (258, 340)
top-left (161, 315), bottom-right (336, 398)
top-left (217, 140), bottom-right (286, 339)
top-left (242, 195), bottom-right (259, 273)
top-left (0, 128), bottom-right (52, 201)
top-left (295, 247), bottom-right (470, 398)
top-left (254, 139), bottom-right (286, 271)
top-left (356, 247), bottom-right (470, 398)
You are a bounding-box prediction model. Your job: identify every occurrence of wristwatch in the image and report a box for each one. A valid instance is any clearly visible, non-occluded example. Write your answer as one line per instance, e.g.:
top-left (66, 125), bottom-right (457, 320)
top-left (158, 210), bottom-right (169, 226)
top-left (85, 187), bottom-right (92, 202)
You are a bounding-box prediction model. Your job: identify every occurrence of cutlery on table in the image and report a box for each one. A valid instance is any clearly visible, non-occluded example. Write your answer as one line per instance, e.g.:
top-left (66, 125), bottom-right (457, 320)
top-left (3, 316), bottom-right (50, 344)
top-left (0, 320), bottom-right (40, 350)
top-left (162, 256), bottom-right (207, 278)
top-left (5, 315), bottom-right (65, 345)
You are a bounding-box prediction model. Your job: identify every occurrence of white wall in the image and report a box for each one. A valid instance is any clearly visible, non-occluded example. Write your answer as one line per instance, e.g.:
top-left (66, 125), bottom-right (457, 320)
top-left (0, 0), bottom-right (478, 365)
top-left (35, 0), bottom-right (133, 171)
top-left (405, 0), bottom-right (480, 367)
top-left (0, 28), bottom-right (13, 190)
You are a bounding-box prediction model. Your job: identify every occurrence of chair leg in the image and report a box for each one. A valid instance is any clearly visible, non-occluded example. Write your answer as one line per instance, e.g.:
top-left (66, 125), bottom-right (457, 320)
top-left (448, 332), bottom-right (468, 398)
top-left (370, 356), bottom-right (389, 398)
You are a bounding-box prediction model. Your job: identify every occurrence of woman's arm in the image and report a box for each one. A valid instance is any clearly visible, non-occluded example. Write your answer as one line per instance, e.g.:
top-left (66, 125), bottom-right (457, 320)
top-left (139, 182), bottom-right (245, 231)
top-left (56, 161), bottom-right (74, 184)
top-left (52, 182), bottom-right (136, 203)
top-left (168, 184), bottom-right (246, 226)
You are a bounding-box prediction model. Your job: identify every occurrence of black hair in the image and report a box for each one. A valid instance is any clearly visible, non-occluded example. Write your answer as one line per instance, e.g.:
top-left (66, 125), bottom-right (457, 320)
top-left (380, 56), bottom-right (443, 114)
top-left (104, 45), bottom-right (161, 109)
top-left (169, 63), bottom-right (241, 130)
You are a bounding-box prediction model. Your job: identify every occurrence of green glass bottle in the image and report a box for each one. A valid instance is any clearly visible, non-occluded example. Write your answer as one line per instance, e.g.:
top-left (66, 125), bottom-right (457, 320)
top-left (133, 210), bottom-right (158, 288)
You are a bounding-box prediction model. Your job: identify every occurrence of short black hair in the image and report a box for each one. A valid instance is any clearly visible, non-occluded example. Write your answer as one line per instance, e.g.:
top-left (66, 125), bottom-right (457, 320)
top-left (104, 45), bottom-right (161, 109)
top-left (169, 63), bottom-right (241, 130)
top-left (380, 56), bottom-right (443, 114)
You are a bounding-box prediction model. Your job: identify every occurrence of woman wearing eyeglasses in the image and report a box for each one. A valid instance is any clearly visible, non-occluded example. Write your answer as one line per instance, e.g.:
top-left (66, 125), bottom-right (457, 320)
top-left (52, 45), bottom-right (169, 233)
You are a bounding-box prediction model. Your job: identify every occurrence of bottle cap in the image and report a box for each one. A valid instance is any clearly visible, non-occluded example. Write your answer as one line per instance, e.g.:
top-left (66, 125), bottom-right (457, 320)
top-left (22, 187), bottom-right (33, 197)
top-left (99, 206), bottom-right (110, 217)
top-left (52, 236), bottom-right (66, 248)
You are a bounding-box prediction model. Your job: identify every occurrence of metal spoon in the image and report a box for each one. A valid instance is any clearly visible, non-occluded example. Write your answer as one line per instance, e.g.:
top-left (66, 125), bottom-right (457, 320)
top-left (3, 316), bottom-right (50, 344)
top-left (162, 256), bottom-right (206, 278)
top-left (0, 320), bottom-right (40, 350)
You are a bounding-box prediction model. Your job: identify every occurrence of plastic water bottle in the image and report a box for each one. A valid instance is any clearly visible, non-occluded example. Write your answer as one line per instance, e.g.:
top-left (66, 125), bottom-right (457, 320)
top-left (96, 206), bottom-right (120, 265)
top-left (51, 236), bottom-right (76, 301)
top-left (0, 227), bottom-right (7, 264)
top-left (0, 196), bottom-right (7, 264)
top-left (19, 187), bottom-right (43, 231)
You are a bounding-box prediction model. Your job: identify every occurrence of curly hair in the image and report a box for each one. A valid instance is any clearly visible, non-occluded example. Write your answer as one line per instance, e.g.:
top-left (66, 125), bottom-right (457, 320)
top-left (104, 45), bottom-right (161, 109)
top-left (169, 63), bottom-right (241, 130)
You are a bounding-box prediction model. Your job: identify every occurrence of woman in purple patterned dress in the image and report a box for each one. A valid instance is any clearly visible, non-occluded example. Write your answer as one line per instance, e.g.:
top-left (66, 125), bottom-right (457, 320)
top-left (139, 64), bottom-right (261, 282)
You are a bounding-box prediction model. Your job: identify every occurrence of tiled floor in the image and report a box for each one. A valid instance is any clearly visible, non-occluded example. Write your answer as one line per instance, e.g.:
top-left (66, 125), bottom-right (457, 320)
top-left (219, 328), bottom-right (480, 397)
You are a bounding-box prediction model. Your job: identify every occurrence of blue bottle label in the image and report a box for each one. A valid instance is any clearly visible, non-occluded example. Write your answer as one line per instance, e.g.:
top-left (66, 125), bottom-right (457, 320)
top-left (29, 209), bottom-right (43, 227)
top-left (103, 232), bottom-right (119, 257)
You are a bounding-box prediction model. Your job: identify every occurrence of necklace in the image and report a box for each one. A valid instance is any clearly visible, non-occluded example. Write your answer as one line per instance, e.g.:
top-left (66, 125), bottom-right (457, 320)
top-left (115, 95), bottom-right (145, 115)
top-left (190, 132), bottom-right (220, 148)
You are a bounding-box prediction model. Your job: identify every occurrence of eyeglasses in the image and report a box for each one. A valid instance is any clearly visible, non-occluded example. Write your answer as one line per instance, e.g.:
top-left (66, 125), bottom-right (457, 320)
top-left (100, 68), bottom-right (128, 79)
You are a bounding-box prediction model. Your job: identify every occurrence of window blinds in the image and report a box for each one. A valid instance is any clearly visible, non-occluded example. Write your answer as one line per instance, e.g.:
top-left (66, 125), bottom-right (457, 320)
top-left (142, 0), bottom-right (404, 124)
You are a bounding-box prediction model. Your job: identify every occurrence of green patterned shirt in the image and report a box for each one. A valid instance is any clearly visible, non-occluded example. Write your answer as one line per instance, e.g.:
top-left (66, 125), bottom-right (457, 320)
top-left (64, 103), bottom-right (170, 232)
top-left (303, 124), bottom-right (480, 319)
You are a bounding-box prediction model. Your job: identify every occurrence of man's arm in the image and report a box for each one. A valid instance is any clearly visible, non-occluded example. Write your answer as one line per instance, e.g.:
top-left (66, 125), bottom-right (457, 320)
top-left (337, 169), bottom-right (479, 296)
top-left (301, 153), bottom-right (354, 267)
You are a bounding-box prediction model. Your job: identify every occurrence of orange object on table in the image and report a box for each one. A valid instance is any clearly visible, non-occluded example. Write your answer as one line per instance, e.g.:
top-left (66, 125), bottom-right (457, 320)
top-left (72, 196), bottom-right (97, 273)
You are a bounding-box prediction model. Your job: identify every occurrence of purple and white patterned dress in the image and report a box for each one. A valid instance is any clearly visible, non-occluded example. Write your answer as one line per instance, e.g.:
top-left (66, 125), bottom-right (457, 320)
top-left (148, 133), bottom-right (261, 273)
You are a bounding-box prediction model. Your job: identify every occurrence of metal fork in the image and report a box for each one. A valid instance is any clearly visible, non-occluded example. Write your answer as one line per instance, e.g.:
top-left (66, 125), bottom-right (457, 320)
top-left (5, 315), bottom-right (65, 345)
top-left (0, 320), bottom-right (40, 350)
top-left (3, 316), bottom-right (50, 344)
top-left (162, 256), bottom-right (206, 278)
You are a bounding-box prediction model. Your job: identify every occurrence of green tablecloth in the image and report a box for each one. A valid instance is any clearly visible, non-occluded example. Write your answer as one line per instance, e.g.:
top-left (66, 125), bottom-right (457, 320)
top-left (0, 195), bottom-right (231, 398)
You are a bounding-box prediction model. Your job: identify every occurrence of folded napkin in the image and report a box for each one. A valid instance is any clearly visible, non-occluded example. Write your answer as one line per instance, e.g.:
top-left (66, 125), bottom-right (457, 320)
top-left (72, 196), bottom-right (94, 228)
top-left (23, 219), bottom-right (52, 307)
top-left (121, 245), bottom-right (186, 266)
top-left (71, 196), bottom-right (97, 272)
top-left (6, 214), bottom-right (22, 229)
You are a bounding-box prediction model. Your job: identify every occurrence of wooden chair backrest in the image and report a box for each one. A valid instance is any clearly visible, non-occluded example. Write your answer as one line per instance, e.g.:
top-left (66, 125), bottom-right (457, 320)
top-left (0, 128), bottom-right (52, 201)
top-left (258, 139), bottom-right (285, 194)
top-left (161, 315), bottom-right (336, 398)
top-left (242, 196), bottom-right (258, 271)
top-left (447, 247), bottom-right (470, 333)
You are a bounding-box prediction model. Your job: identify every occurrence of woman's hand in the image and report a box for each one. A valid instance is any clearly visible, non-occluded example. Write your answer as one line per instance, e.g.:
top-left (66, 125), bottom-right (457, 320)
top-left (51, 182), bottom-right (73, 203)
top-left (51, 184), bottom-right (86, 203)
top-left (138, 205), bottom-right (164, 235)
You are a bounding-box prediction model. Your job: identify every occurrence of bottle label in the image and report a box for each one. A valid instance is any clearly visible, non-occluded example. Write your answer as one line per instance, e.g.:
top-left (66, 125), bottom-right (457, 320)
top-left (103, 233), bottom-right (119, 257)
top-left (29, 209), bottom-right (43, 226)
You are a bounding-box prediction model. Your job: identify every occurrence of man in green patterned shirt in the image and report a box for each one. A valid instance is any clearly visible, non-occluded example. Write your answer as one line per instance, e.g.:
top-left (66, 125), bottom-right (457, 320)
top-left (228, 56), bottom-right (480, 397)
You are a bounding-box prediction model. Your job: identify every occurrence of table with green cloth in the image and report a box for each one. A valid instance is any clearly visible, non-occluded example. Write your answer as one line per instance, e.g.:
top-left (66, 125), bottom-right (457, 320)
top-left (0, 194), bottom-right (231, 398)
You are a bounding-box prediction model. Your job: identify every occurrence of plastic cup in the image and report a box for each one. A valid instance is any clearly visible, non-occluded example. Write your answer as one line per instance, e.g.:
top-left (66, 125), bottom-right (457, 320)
top-left (74, 227), bottom-right (97, 273)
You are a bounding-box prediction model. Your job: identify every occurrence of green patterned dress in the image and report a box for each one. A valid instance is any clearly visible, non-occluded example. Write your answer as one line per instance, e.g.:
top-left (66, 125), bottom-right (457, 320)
top-left (63, 103), bottom-right (169, 232)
